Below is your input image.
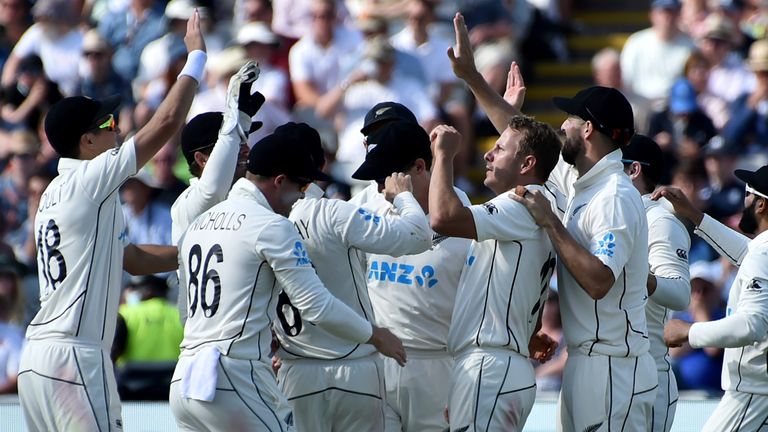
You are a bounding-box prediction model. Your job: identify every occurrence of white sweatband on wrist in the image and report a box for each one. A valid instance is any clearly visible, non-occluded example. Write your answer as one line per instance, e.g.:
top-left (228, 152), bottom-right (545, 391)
top-left (177, 50), bottom-right (208, 84)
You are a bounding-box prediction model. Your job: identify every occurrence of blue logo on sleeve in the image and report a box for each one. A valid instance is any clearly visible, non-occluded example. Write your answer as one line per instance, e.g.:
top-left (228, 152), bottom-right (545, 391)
top-left (593, 232), bottom-right (616, 257)
top-left (368, 261), bottom-right (439, 288)
top-left (292, 241), bottom-right (312, 266)
top-left (357, 208), bottom-right (381, 225)
top-left (118, 228), bottom-right (128, 241)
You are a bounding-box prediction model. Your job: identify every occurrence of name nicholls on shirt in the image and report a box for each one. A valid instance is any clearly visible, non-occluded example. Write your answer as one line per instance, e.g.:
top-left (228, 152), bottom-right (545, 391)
top-left (189, 211), bottom-right (246, 232)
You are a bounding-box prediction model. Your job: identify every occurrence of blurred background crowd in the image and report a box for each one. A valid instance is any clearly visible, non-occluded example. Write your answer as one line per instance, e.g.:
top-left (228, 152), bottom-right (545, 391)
top-left (0, 0), bottom-right (764, 401)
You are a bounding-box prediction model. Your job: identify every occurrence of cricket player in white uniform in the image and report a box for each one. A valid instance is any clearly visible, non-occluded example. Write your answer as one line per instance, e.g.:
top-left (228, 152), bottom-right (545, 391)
top-left (18, 13), bottom-right (208, 431)
top-left (449, 15), bottom-right (656, 430)
top-left (656, 166), bottom-right (768, 431)
top-left (276, 122), bottom-right (431, 431)
top-left (348, 121), bottom-right (471, 432)
top-left (429, 118), bottom-right (562, 431)
top-left (170, 60), bottom-right (264, 245)
top-left (622, 135), bottom-right (691, 431)
top-left (169, 128), bottom-right (407, 431)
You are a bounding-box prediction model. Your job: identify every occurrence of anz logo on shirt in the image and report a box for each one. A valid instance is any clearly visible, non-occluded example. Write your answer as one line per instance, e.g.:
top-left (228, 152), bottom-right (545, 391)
top-left (368, 261), bottom-right (438, 288)
top-left (292, 241), bottom-right (312, 267)
top-left (592, 232), bottom-right (616, 258)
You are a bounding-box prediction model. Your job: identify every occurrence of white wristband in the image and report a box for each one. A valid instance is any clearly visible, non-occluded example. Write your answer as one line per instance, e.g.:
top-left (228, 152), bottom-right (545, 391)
top-left (177, 50), bottom-right (208, 84)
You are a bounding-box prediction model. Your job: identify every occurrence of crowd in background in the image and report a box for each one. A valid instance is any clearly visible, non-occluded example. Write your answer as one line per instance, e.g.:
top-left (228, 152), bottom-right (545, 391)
top-left (0, 0), bottom-right (765, 400)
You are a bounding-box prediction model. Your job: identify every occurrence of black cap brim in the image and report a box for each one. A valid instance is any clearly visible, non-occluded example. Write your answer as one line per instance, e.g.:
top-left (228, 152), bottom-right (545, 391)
top-left (734, 169), bottom-right (755, 186)
top-left (351, 160), bottom-right (386, 181)
top-left (552, 96), bottom-right (579, 117)
top-left (93, 95), bottom-right (122, 124)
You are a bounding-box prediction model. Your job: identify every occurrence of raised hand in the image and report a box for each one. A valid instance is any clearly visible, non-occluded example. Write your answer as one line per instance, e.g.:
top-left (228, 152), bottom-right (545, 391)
top-left (510, 186), bottom-right (558, 230)
top-left (369, 326), bottom-right (407, 366)
top-left (236, 62), bottom-right (264, 118)
top-left (429, 124), bottom-right (462, 158)
top-left (650, 186), bottom-right (703, 226)
top-left (447, 13), bottom-right (480, 82)
top-left (383, 172), bottom-right (413, 202)
top-left (503, 62), bottom-right (526, 113)
top-left (184, 9), bottom-right (206, 53)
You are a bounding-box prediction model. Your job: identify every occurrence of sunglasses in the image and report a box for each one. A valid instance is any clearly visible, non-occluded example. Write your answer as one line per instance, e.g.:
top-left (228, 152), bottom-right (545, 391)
top-left (91, 114), bottom-right (117, 132)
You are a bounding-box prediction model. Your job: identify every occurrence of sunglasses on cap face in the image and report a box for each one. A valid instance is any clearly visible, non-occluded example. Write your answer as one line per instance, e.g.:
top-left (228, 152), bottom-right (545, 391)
top-left (91, 114), bottom-right (117, 132)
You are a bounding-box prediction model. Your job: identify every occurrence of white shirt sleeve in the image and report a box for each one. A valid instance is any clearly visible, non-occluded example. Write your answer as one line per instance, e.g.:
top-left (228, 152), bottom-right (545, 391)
top-left (288, 41), bottom-right (311, 83)
top-left (259, 220), bottom-right (373, 343)
top-left (469, 193), bottom-right (540, 242)
top-left (10, 24), bottom-right (41, 59)
top-left (77, 138), bottom-right (138, 202)
top-left (585, 191), bottom-right (642, 280)
top-left (339, 192), bottom-right (431, 256)
top-left (695, 213), bottom-right (750, 266)
top-left (689, 251), bottom-right (768, 349)
top-left (649, 214), bottom-right (691, 311)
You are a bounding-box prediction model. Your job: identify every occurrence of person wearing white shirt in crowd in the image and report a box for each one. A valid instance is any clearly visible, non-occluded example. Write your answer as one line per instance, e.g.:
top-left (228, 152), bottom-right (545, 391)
top-left (331, 38), bottom-right (438, 186)
top-left (17, 13), bottom-right (207, 431)
top-left (278, 122), bottom-right (431, 431)
top-left (1, 0), bottom-right (83, 96)
top-left (169, 127), bottom-right (406, 431)
top-left (429, 116), bottom-right (562, 431)
top-left (657, 165), bottom-right (768, 432)
top-left (0, 256), bottom-right (24, 395)
top-left (621, 134), bottom-right (691, 432)
top-left (236, 22), bottom-right (291, 112)
top-left (348, 121), bottom-right (470, 432)
top-left (620, 0), bottom-right (695, 103)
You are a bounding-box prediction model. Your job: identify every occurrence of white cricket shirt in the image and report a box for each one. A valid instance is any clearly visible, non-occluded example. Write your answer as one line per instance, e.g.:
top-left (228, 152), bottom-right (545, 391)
top-left (177, 179), bottom-right (374, 362)
top-left (26, 139), bottom-right (138, 349)
top-left (549, 150), bottom-right (650, 357)
top-left (643, 195), bottom-right (691, 371)
top-left (448, 185), bottom-right (556, 356)
top-left (365, 188), bottom-right (471, 351)
top-left (689, 215), bottom-right (768, 395)
top-left (278, 184), bottom-right (431, 360)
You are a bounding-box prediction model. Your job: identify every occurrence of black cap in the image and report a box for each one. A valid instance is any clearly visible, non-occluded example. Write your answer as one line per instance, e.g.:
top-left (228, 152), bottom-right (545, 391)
top-left (352, 121), bottom-right (430, 181)
top-left (553, 86), bottom-right (634, 145)
top-left (247, 126), bottom-right (331, 181)
top-left (703, 135), bottom-right (739, 157)
top-left (181, 112), bottom-right (263, 166)
top-left (273, 122), bottom-right (325, 169)
top-left (622, 134), bottom-right (664, 183)
top-left (45, 95), bottom-right (121, 157)
top-left (735, 165), bottom-right (768, 198)
top-left (360, 101), bottom-right (418, 135)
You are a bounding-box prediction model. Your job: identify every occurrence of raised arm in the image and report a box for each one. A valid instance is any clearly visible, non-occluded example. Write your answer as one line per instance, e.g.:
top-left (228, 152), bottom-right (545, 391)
top-left (132, 11), bottom-right (206, 168)
top-left (123, 244), bottom-right (179, 275)
top-left (448, 13), bottom-right (523, 134)
top-left (428, 125), bottom-right (477, 239)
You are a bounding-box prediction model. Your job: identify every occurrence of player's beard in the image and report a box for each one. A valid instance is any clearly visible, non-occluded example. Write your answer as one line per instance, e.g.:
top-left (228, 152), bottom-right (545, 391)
top-left (561, 134), bottom-right (583, 166)
top-left (738, 200), bottom-right (759, 235)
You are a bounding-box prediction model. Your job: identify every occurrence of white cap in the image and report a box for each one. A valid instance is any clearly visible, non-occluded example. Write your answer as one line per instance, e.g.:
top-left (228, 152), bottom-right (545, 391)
top-left (689, 260), bottom-right (720, 284)
top-left (128, 168), bottom-right (161, 189)
top-left (236, 22), bottom-right (279, 46)
top-left (165, 0), bottom-right (208, 20)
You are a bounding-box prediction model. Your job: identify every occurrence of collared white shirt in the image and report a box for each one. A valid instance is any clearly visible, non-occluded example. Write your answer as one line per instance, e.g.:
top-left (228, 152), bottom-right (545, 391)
top-left (177, 178), bottom-right (373, 362)
top-left (448, 185), bottom-right (555, 356)
top-left (26, 139), bottom-right (137, 348)
top-left (288, 27), bottom-right (362, 94)
top-left (548, 150), bottom-right (650, 357)
top-left (278, 186), bottom-right (431, 360)
top-left (689, 215), bottom-right (768, 395)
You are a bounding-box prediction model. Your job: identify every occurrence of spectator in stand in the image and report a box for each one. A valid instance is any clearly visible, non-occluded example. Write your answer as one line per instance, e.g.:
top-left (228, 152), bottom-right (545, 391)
top-left (133, 35), bottom-right (187, 128)
top-left (79, 30), bottom-right (135, 136)
top-left (98, 0), bottom-right (166, 83)
top-left (697, 14), bottom-right (755, 111)
top-left (648, 78), bottom-right (716, 181)
top-left (679, 0), bottom-right (709, 38)
top-left (0, 0), bottom-right (32, 70)
top-left (699, 136), bottom-right (746, 222)
top-left (149, 142), bottom-right (188, 207)
top-left (684, 50), bottom-right (731, 130)
top-left (721, 38), bottom-right (768, 152)
top-left (1, 0), bottom-right (82, 97)
top-left (0, 130), bottom-right (37, 238)
top-left (120, 167), bottom-right (172, 246)
top-left (621, 0), bottom-right (695, 104)
top-left (236, 22), bottom-right (290, 111)
top-left (0, 54), bottom-right (62, 132)
top-left (5, 168), bottom-right (53, 267)
top-left (592, 47), bottom-right (652, 133)
top-left (112, 275), bottom-right (183, 400)
top-left (670, 260), bottom-right (725, 392)
top-left (0, 253), bottom-right (24, 395)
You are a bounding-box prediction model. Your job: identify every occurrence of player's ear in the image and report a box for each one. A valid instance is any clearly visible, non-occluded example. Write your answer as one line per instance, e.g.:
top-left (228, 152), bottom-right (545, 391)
top-left (520, 154), bottom-right (536, 175)
top-left (273, 174), bottom-right (287, 189)
top-left (193, 151), bottom-right (208, 170)
top-left (413, 158), bottom-right (426, 173)
top-left (757, 196), bottom-right (768, 215)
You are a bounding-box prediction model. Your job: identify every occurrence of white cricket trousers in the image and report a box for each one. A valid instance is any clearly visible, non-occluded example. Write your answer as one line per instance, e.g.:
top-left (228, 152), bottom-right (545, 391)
top-left (652, 367), bottom-right (678, 432)
top-left (18, 340), bottom-right (123, 432)
top-left (701, 390), bottom-right (768, 431)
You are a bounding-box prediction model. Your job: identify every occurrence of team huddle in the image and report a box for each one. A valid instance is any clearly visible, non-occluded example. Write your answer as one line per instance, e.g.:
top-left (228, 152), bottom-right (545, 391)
top-left (16, 9), bottom-right (768, 432)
